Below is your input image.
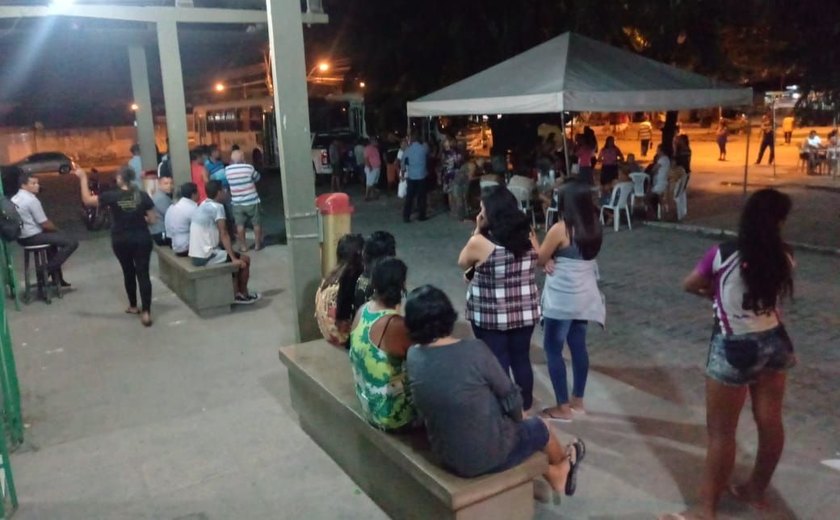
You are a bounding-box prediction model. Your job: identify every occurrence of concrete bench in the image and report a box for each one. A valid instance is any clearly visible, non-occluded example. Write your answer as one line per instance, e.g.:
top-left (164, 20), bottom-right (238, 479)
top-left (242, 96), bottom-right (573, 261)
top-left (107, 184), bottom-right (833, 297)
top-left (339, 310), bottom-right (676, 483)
top-left (278, 339), bottom-right (548, 520)
top-left (154, 245), bottom-right (237, 317)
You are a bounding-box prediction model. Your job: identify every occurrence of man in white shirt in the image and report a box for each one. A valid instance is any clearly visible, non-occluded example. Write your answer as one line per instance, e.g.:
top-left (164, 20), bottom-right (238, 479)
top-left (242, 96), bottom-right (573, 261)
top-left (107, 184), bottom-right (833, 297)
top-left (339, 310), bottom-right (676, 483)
top-left (805, 130), bottom-right (824, 173)
top-left (127, 144), bottom-right (144, 190)
top-left (12, 172), bottom-right (77, 286)
top-left (188, 180), bottom-right (259, 304)
top-left (164, 182), bottom-right (199, 256)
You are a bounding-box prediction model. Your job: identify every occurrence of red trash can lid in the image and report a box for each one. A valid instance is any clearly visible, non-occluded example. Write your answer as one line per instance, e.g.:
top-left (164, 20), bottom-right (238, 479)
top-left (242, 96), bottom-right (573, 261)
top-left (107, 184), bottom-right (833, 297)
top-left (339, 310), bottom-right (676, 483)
top-left (315, 192), bottom-right (354, 215)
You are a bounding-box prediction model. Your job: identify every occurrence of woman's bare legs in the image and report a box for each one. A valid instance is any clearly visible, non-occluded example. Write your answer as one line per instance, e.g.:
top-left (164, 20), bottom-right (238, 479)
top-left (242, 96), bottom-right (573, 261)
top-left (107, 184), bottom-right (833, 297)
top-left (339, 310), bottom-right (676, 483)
top-left (539, 418), bottom-right (572, 492)
top-left (731, 371), bottom-right (787, 509)
top-left (666, 378), bottom-right (748, 520)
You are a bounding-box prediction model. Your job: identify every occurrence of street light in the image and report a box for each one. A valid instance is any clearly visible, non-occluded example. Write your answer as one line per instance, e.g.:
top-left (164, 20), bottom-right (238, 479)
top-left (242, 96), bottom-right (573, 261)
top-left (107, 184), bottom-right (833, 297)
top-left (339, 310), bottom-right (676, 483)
top-left (359, 81), bottom-right (366, 88)
top-left (214, 82), bottom-right (225, 92)
top-left (307, 61), bottom-right (330, 80)
top-left (130, 103), bottom-right (139, 111)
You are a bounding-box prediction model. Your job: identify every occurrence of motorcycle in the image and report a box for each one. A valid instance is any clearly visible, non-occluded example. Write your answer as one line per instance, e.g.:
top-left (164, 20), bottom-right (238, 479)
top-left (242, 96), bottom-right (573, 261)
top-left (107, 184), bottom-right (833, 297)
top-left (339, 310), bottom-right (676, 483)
top-left (81, 168), bottom-right (110, 231)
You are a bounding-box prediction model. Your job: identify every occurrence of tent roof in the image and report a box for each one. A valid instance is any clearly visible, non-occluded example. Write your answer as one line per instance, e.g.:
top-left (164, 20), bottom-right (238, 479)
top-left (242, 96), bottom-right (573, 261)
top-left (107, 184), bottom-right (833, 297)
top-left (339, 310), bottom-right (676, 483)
top-left (407, 32), bottom-right (752, 117)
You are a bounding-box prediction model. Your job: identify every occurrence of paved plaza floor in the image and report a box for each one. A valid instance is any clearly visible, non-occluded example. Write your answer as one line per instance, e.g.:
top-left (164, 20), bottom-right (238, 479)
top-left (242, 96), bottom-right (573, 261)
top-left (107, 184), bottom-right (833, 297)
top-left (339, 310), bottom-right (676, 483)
top-left (6, 135), bottom-right (840, 519)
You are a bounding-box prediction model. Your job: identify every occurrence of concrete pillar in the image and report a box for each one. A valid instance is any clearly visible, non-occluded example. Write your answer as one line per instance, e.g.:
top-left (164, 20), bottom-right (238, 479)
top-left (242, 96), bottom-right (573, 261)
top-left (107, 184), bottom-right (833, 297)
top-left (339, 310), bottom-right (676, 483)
top-left (127, 45), bottom-right (157, 172)
top-left (155, 20), bottom-right (190, 185)
top-left (266, 0), bottom-right (321, 342)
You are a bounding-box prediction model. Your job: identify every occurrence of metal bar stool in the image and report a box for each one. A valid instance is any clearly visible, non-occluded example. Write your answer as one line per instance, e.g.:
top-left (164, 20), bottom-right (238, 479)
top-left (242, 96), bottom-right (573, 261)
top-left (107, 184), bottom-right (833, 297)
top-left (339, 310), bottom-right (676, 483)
top-left (22, 244), bottom-right (60, 304)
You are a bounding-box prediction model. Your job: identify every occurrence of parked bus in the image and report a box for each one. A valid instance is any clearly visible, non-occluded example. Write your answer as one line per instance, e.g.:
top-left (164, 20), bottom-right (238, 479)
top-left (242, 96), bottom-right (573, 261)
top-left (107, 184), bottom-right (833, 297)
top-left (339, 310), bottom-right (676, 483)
top-left (190, 94), bottom-right (366, 169)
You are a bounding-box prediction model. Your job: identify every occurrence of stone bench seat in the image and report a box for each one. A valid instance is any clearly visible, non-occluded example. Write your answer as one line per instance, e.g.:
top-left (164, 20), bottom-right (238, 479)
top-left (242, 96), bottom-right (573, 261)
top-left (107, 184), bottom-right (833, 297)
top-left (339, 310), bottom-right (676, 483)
top-left (154, 245), bottom-right (237, 317)
top-left (278, 339), bottom-right (548, 520)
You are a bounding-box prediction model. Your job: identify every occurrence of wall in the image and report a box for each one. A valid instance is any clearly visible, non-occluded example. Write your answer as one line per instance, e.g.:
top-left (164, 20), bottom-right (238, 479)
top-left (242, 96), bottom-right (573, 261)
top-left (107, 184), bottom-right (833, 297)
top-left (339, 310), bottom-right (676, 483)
top-left (0, 125), bottom-right (168, 166)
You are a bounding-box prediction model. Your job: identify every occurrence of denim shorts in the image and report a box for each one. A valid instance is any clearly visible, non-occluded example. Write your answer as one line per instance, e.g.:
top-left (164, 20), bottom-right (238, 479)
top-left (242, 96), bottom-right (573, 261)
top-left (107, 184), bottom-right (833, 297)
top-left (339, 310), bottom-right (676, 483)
top-left (706, 324), bottom-right (796, 386)
top-left (494, 417), bottom-right (549, 472)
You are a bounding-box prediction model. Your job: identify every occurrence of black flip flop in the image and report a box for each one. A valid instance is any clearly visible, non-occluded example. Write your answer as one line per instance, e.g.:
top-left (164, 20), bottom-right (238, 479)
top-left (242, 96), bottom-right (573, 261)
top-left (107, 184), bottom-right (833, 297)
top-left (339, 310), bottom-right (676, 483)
top-left (565, 438), bottom-right (586, 496)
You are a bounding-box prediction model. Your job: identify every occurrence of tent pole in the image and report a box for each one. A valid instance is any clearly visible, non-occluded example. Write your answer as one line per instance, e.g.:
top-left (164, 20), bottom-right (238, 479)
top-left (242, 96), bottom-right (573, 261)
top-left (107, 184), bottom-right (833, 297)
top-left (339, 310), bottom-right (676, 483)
top-left (560, 111), bottom-right (571, 177)
top-left (743, 117), bottom-right (751, 198)
top-left (772, 99), bottom-right (777, 178)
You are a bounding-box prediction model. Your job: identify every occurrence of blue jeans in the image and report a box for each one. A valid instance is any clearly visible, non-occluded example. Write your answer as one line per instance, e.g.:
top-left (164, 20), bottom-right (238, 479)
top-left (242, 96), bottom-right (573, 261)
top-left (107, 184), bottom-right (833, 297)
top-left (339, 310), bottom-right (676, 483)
top-left (472, 324), bottom-right (535, 410)
top-left (543, 318), bottom-right (589, 404)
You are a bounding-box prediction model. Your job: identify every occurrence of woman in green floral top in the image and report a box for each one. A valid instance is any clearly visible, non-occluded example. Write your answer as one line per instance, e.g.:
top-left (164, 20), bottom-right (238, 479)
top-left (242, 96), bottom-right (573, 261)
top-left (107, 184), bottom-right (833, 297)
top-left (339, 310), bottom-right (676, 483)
top-left (349, 257), bottom-right (416, 431)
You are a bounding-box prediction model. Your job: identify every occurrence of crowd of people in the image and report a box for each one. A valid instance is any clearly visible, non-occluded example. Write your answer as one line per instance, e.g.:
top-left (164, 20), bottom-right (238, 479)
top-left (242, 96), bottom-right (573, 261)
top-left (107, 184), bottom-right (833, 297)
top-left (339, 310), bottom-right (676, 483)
top-left (7, 141), bottom-right (265, 328)
top-left (311, 168), bottom-right (796, 518)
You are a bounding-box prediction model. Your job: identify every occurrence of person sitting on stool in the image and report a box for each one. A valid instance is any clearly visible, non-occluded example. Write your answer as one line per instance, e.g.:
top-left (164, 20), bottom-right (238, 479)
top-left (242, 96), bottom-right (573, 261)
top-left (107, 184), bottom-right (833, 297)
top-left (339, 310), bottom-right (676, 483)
top-left (12, 172), bottom-right (77, 287)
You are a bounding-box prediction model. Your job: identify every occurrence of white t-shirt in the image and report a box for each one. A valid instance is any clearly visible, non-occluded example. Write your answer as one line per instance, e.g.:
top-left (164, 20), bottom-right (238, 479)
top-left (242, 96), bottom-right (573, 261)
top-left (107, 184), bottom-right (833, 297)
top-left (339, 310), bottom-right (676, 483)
top-left (11, 189), bottom-right (47, 238)
top-left (165, 197), bottom-right (197, 254)
top-left (188, 199), bottom-right (225, 259)
top-left (652, 156), bottom-right (671, 194)
top-left (806, 135), bottom-right (822, 148)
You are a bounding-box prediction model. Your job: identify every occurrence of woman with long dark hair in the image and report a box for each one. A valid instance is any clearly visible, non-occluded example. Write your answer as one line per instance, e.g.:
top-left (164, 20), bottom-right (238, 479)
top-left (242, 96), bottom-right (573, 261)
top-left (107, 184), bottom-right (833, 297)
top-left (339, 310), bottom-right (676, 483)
top-left (315, 233), bottom-right (364, 347)
top-left (535, 180), bottom-right (605, 422)
top-left (661, 189), bottom-right (796, 520)
top-left (76, 167), bottom-right (156, 326)
top-left (458, 186), bottom-right (540, 412)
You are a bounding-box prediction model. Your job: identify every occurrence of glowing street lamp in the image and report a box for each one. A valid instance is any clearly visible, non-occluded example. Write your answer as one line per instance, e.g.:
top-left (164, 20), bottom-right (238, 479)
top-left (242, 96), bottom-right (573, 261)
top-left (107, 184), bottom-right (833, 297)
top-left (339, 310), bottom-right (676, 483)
top-left (359, 81), bottom-right (366, 88)
top-left (317, 62), bottom-right (330, 72)
top-left (214, 82), bottom-right (225, 92)
top-left (130, 103), bottom-right (139, 111)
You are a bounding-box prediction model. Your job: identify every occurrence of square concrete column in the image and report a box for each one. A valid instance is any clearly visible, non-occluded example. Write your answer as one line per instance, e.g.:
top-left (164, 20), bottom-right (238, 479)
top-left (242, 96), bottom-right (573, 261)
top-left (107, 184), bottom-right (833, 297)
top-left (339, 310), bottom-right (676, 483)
top-left (266, 0), bottom-right (321, 342)
top-left (127, 45), bottom-right (158, 173)
top-left (155, 20), bottom-right (190, 185)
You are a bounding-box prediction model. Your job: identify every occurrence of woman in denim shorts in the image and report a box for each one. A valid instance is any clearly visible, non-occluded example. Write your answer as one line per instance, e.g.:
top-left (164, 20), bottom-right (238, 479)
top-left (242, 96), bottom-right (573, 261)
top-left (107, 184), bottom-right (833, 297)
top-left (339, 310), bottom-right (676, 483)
top-left (662, 189), bottom-right (795, 520)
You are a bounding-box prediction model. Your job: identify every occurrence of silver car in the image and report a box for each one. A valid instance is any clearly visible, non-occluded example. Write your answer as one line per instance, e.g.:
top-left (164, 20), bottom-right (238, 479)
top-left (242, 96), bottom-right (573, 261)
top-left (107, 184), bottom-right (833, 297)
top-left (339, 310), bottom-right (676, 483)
top-left (13, 152), bottom-right (76, 175)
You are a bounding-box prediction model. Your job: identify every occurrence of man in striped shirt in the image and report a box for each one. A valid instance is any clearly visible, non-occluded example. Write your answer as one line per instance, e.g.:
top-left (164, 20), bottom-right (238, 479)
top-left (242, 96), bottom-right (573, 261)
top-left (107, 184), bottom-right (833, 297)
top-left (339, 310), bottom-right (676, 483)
top-left (224, 150), bottom-right (263, 252)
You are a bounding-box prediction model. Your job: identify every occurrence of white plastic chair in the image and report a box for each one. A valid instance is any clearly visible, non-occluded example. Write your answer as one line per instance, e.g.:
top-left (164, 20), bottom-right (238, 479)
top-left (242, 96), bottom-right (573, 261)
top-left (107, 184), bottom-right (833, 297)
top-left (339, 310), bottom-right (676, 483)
top-left (508, 184), bottom-right (537, 229)
top-left (600, 181), bottom-right (634, 231)
top-left (674, 175), bottom-right (689, 221)
top-left (657, 174), bottom-right (689, 220)
top-left (628, 172), bottom-right (650, 210)
top-left (479, 180), bottom-right (499, 190)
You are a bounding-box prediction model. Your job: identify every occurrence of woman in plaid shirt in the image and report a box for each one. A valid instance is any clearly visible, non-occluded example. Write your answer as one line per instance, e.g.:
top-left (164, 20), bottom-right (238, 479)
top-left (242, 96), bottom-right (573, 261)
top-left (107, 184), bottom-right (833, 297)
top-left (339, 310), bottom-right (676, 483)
top-left (458, 186), bottom-right (541, 412)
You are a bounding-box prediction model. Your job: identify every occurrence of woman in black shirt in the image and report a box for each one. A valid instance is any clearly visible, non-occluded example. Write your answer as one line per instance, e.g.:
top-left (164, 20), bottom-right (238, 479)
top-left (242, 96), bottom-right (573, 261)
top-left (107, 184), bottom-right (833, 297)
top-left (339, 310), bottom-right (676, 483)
top-left (76, 167), bottom-right (156, 326)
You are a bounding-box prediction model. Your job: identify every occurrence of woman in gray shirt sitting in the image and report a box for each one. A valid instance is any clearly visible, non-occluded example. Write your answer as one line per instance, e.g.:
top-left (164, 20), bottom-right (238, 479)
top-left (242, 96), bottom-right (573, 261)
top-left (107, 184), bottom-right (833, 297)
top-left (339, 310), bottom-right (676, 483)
top-left (405, 285), bottom-right (585, 500)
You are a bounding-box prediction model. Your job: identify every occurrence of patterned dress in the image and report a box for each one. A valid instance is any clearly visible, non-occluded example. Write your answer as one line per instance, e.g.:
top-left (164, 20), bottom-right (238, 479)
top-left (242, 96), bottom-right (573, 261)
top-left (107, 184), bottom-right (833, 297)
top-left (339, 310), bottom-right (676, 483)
top-left (349, 304), bottom-right (415, 431)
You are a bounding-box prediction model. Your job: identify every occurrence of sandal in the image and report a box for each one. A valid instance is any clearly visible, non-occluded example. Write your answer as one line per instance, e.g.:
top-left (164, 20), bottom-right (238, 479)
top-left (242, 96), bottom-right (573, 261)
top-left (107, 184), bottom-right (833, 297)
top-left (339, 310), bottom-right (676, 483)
top-left (565, 438), bottom-right (585, 496)
top-left (539, 408), bottom-right (572, 423)
top-left (140, 311), bottom-right (153, 327)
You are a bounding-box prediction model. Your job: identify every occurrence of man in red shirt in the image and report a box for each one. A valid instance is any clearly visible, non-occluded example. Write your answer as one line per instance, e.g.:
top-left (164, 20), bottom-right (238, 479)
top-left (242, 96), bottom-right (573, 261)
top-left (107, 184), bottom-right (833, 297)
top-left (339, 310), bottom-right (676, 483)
top-left (190, 148), bottom-right (209, 202)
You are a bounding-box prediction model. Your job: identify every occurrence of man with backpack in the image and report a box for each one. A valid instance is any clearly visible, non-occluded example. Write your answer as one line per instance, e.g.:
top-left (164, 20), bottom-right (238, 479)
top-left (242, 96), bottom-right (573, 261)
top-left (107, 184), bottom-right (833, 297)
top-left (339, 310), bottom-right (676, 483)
top-left (11, 172), bottom-right (77, 286)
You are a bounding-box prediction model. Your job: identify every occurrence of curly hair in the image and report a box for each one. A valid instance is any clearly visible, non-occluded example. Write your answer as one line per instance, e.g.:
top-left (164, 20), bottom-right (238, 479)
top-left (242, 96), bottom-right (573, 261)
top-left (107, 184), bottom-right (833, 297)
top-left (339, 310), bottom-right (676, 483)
top-left (371, 257), bottom-right (407, 308)
top-left (481, 186), bottom-right (531, 257)
top-left (363, 230), bottom-right (396, 267)
top-left (738, 189), bottom-right (793, 311)
top-left (404, 285), bottom-right (458, 345)
top-left (322, 233), bottom-right (364, 288)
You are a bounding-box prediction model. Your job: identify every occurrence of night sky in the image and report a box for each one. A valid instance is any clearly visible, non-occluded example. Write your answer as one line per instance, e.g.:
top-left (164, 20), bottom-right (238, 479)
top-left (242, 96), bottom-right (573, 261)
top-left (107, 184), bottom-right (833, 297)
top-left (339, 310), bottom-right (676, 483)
top-left (0, 12), bottom-right (330, 127)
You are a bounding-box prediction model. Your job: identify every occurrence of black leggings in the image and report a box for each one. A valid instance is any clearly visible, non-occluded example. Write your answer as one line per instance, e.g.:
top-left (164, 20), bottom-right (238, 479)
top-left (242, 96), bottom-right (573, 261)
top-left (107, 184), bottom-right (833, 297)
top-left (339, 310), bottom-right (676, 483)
top-left (112, 238), bottom-right (153, 312)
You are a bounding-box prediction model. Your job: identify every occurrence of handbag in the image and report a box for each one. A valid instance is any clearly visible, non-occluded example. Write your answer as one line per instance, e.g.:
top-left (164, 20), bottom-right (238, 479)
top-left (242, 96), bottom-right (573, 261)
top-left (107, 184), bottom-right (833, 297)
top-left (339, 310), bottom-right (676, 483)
top-left (397, 179), bottom-right (408, 198)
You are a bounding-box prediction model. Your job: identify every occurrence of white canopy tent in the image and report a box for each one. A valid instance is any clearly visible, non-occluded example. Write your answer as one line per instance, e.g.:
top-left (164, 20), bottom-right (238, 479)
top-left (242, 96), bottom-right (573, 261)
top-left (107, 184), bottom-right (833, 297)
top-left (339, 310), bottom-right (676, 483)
top-left (407, 32), bottom-right (752, 116)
